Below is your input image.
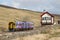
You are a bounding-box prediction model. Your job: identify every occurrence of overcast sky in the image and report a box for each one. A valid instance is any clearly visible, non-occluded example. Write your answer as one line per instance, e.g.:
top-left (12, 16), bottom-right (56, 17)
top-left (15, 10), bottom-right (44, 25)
top-left (0, 0), bottom-right (60, 14)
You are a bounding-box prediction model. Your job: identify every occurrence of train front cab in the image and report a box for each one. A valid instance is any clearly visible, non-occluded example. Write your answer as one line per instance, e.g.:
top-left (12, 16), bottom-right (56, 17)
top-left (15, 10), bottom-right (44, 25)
top-left (9, 22), bottom-right (15, 31)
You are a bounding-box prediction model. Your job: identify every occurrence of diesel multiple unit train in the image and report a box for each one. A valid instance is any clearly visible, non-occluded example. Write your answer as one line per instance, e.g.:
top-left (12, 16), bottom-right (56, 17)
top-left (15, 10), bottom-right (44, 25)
top-left (9, 21), bottom-right (34, 31)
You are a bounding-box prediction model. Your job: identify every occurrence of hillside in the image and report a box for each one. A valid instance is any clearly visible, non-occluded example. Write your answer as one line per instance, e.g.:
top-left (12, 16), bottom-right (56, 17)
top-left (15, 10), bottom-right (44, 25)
top-left (0, 5), bottom-right (60, 31)
top-left (0, 5), bottom-right (60, 40)
top-left (0, 5), bottom-right (41, 30)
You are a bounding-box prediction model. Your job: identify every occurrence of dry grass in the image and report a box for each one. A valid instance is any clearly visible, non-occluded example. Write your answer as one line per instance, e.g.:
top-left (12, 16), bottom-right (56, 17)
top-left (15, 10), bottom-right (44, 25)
top-left (0, 6), bottom-right (41, 31)
top-left (0, 5), bottom-right (60, 31)
top-left (12, 34), bottom-right (50, 40)
top-left (0, 5), bottom-right (60, 40)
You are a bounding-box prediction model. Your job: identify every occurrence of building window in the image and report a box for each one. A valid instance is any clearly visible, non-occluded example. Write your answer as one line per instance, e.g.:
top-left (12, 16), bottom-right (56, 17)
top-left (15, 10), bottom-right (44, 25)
top-left (42, 17), bottom-right (51, 20)
top-left (42, 17), bottom-right (45, 20)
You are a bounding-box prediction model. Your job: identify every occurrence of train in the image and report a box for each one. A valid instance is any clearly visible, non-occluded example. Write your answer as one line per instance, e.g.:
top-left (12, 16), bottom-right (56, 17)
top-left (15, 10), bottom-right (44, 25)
top-left (9, 21), bottom-right (34, 31)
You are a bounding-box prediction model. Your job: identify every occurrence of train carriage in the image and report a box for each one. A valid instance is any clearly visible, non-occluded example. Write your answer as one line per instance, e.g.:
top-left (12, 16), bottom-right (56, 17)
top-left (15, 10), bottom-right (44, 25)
top-left (15, 22), bottom-right (24, 31)
top-left (27, 22), bottom-right (34, 29)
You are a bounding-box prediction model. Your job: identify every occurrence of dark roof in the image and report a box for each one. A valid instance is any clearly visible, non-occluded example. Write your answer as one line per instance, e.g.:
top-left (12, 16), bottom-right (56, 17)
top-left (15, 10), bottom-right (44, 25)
top-left (41, 12), bottom-right (54, 17)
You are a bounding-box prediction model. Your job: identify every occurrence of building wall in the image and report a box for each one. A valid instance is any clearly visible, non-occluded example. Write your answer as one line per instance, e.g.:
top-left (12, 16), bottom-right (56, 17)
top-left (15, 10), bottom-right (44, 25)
top-left (41, 13), bottom-right (53, 24)
top-left (42, 14), bottom-right (51, 17)
top-left (52, 17), bottom-right (54, 23)
top-left (42, 20), bottom-right (51, 23)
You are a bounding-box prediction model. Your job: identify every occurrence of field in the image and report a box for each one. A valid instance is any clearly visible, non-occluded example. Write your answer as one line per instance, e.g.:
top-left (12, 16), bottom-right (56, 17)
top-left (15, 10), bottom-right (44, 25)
top-left (0, 24), bottom-right (60, 40)
top-left (0, 5), bottom-right (60, 40)
top-left (0, 5), bottom-right (41, 31)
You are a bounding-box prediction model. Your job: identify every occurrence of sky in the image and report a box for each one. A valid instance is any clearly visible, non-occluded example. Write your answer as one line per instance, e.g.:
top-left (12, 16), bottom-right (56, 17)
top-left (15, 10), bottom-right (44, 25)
top-left (0, 0), bottom-right (60, 14)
